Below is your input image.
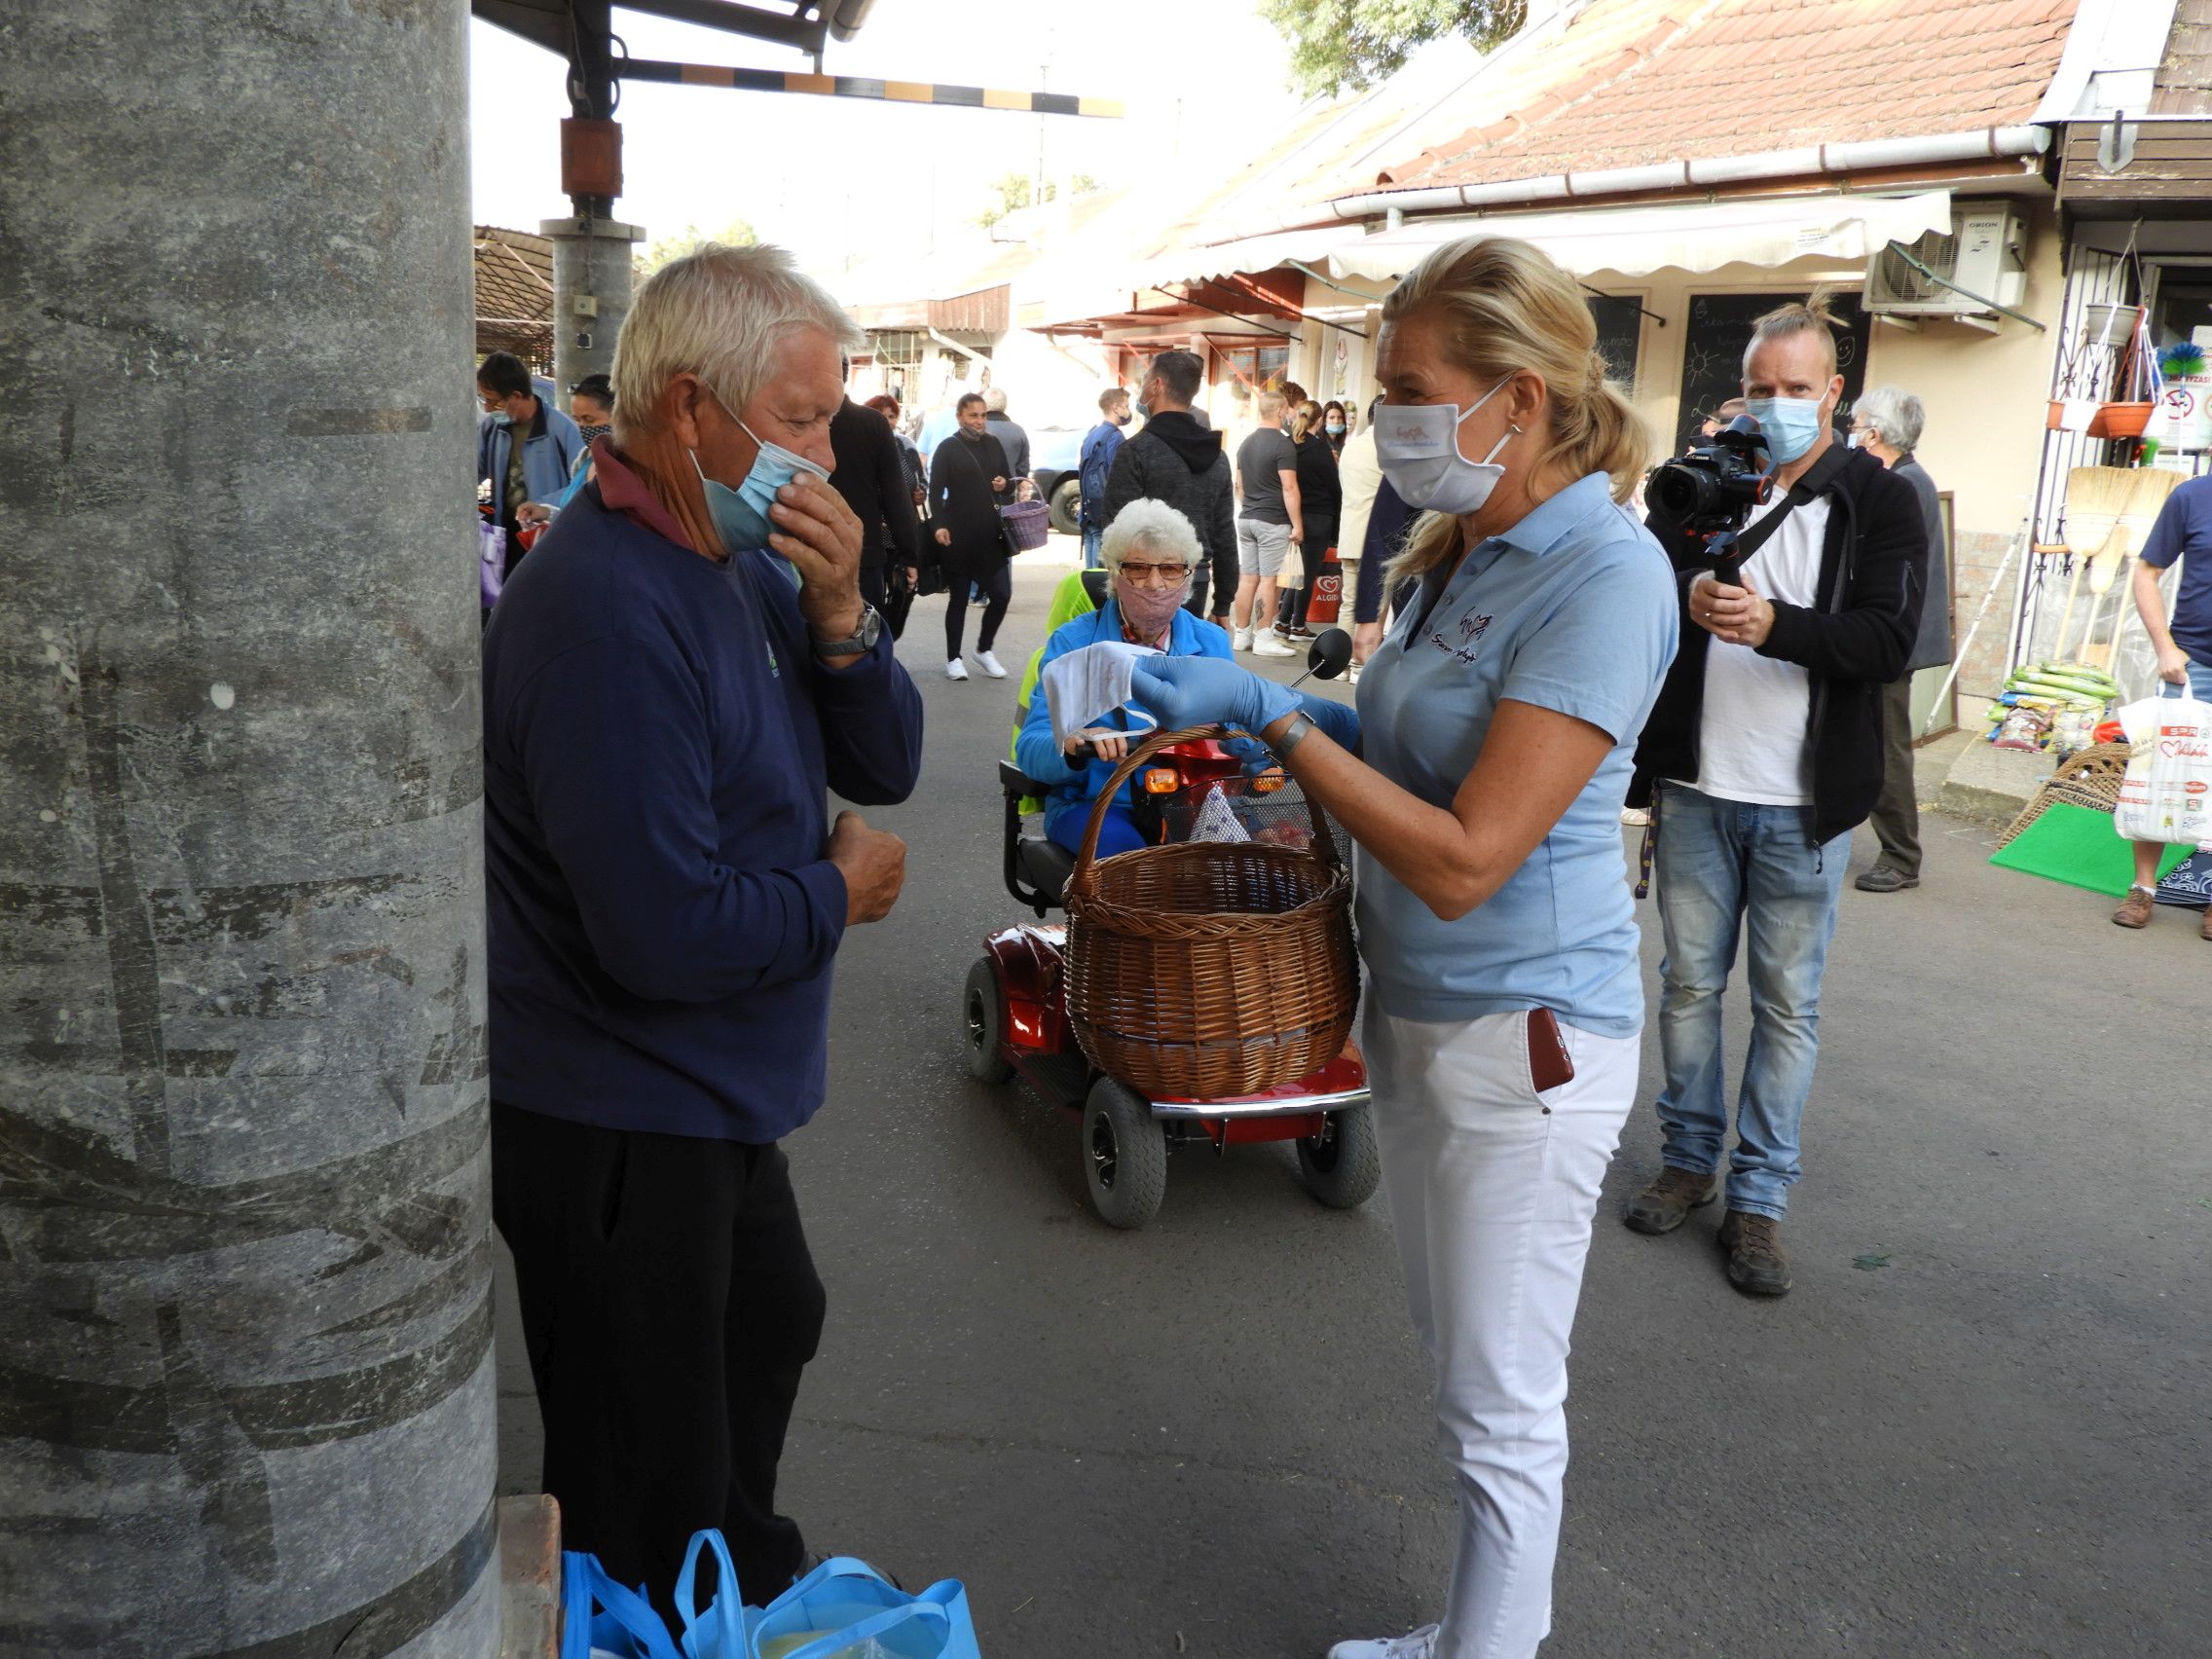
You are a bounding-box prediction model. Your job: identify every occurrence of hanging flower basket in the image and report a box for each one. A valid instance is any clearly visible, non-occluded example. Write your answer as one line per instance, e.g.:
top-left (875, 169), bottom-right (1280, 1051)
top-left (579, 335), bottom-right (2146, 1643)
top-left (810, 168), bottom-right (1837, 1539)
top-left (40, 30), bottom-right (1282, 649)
top-left (2087, 402), bottom-right (2154, 440)
top-left (2087, 305), bottom-right (2162, 442)
top-left (2080, 303), bottom-right (2139, 350)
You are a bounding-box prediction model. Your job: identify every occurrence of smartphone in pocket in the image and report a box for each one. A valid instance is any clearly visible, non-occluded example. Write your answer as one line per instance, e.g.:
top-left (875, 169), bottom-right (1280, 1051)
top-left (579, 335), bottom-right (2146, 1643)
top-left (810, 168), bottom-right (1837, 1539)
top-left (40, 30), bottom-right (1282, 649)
top-left (1527, 1007), bottom-right (1575, 1093)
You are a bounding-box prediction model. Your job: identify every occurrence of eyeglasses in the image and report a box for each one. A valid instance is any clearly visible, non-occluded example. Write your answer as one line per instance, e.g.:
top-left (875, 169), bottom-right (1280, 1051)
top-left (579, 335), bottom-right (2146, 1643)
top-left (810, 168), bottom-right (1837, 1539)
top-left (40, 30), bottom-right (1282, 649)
top-left (1117, 561), bottom-right (1192, 585)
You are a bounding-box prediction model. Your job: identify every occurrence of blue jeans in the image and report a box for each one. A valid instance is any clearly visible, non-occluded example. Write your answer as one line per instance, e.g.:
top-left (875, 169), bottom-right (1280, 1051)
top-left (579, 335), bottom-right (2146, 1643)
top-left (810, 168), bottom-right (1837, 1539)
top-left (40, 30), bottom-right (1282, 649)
top-left (1651, 783), bottom-right (1851, 1220)
top-left (1081, 525), bottom-right (1104, 570)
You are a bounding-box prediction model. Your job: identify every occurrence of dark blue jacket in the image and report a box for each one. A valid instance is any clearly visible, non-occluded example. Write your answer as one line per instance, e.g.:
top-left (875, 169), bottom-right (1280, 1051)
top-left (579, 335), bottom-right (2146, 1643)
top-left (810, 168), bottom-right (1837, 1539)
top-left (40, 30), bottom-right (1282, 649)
top-left (481, 474), bottom-right (923, 1141)
top-left (476, 382), bottom-right (583, 520)
top-left (1079, 420), bottom-right (1125, 530)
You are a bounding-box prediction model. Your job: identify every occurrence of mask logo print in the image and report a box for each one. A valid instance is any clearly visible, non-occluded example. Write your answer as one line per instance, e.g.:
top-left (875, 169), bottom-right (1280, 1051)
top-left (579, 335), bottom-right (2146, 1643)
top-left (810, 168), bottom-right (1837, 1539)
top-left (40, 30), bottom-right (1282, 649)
top-left (1430, 611), bottom-right (1494, 663)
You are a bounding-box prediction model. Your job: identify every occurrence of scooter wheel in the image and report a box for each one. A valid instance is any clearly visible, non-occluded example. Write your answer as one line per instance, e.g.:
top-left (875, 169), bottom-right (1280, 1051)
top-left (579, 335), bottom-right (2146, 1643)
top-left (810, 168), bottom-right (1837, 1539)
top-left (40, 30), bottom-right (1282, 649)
top-left (962, 958), bottom-right (1014, 1084)
top-left (1083, 1077), bottom-right (1166, 1230)
top-left (1297, 1104), bottom-right (1381, 1209)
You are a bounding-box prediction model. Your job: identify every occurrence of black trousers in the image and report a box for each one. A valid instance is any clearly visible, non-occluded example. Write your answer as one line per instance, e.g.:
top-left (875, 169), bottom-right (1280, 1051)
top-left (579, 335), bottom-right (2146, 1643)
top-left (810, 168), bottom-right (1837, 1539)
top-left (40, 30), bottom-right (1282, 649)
top-left (1868, 672), bottom-right (1923, 876)
top-left (943, 559), bottom-right (1012, 660)
top-left (492, 1101), bottom-right (826, 1617)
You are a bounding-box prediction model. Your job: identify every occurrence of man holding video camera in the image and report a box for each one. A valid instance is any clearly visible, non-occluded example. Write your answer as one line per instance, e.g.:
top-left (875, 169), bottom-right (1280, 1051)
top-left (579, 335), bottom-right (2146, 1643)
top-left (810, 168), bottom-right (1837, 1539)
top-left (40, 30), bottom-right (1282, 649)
top-left (1624, 292), bottom-right (1927, 1297)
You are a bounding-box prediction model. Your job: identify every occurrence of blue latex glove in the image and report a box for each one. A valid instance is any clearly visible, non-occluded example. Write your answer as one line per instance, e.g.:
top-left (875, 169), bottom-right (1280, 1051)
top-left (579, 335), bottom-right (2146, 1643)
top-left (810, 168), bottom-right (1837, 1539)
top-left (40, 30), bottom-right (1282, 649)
top-left (1127, 657), bottom-right (1363, 755)
top-left (1220, 734), bottom-right (1272, 773)
top-left (1127, 655), bottom-right (1299, 737)
top-left (1297, 692), bottom-right (1361, 753)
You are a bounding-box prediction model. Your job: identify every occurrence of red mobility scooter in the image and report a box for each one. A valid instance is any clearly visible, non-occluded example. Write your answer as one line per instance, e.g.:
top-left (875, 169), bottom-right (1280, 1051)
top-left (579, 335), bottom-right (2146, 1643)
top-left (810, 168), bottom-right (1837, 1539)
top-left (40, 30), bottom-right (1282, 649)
top-left (961, 629), bottom-right (1379, 1229)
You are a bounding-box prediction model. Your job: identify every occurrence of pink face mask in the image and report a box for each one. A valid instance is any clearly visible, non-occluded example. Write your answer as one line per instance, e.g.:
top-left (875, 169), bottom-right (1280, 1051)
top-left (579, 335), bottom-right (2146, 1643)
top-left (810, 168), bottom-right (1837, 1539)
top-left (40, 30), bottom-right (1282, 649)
top-left (1114, 571), bottom-right (1190, 638)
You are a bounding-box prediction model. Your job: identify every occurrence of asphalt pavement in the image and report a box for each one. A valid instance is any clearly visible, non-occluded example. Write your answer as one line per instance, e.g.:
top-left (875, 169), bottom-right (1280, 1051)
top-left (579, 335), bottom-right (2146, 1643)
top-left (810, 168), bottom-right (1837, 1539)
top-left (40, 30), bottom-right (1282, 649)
top-left (496, 540), bottom-right (2210, 1657)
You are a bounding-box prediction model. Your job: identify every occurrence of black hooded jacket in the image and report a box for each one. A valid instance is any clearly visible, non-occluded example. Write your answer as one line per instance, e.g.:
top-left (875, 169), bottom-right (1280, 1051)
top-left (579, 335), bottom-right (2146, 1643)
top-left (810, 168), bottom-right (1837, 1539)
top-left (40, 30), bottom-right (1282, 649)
top-left (1102, 410), bottom-right (1236, 611)
top-left (1629, 444), bottom-right (1928, 845)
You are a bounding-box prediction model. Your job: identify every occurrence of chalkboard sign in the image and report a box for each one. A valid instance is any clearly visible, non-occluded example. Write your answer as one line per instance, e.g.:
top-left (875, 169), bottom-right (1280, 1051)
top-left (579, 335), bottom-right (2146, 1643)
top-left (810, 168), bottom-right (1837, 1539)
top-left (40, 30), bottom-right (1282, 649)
top-left (1674, 290), bottom-right (1870, 451)
top-left (1587, 294), bottom-right (1643, 392)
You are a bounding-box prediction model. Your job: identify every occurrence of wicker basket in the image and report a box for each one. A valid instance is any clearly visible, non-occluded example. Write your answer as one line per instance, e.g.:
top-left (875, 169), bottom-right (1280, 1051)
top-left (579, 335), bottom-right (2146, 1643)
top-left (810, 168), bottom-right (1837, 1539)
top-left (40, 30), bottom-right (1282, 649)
top-left (1063, 724), bottom-right (1358, 1099)
top-left (1000, 499), bottom-right (1052, 552)
top-left (1996, 741), bottom-right (2134, 847)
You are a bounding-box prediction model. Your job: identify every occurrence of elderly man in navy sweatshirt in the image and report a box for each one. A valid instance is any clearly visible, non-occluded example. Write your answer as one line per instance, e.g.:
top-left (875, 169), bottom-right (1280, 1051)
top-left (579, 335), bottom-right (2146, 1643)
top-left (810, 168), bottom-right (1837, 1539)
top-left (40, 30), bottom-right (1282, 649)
top-left (481, 243), bottom-right (922, 1612)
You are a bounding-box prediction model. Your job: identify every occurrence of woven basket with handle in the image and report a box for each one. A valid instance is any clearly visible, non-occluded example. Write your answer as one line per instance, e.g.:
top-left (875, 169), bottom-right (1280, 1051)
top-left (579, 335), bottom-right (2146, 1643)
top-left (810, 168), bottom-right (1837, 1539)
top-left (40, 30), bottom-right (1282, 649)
top-left (1063, 724), bottom-right (1358, 1100)
top-left (1996, 740), bottom-right (2134, 847)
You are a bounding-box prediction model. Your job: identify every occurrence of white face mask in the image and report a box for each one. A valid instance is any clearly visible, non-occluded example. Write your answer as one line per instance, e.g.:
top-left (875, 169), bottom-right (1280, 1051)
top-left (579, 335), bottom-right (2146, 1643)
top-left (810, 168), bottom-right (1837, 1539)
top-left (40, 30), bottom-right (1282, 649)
top-left (1373, 378), bottom-right (1516, 514)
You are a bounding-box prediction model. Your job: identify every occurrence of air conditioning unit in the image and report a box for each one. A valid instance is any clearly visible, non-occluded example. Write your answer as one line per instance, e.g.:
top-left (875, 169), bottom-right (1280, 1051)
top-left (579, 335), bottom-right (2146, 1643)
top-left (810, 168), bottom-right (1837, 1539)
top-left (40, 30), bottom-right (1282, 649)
top-left (1864, 204), bottom-right (2027, 319)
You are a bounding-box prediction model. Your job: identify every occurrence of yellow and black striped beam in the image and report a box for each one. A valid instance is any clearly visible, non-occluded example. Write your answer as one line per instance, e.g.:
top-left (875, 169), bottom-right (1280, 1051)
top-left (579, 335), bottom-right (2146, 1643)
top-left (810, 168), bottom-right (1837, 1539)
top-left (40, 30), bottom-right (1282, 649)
top-left (620, 59), bottom-right (1124, 118)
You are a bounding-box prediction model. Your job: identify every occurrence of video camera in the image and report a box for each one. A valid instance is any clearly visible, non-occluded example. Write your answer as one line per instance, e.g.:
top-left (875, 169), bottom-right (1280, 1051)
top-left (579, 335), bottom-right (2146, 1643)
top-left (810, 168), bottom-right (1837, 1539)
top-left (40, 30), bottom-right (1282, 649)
top-left (1646, 420), bottom-right (1775, 585)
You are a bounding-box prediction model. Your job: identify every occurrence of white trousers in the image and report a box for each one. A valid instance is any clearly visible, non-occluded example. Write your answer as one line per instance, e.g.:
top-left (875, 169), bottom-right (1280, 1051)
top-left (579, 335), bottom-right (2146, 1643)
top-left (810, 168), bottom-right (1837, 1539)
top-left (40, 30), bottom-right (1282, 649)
top-left (1365, 1006), bottom-right (1640, 1659)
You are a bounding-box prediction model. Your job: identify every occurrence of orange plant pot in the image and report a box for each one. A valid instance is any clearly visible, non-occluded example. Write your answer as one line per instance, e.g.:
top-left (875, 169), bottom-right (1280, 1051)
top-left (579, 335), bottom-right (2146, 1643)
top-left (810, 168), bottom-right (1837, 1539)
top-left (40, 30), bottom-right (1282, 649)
top-left (2087, 402), bottom-right (2153, 440)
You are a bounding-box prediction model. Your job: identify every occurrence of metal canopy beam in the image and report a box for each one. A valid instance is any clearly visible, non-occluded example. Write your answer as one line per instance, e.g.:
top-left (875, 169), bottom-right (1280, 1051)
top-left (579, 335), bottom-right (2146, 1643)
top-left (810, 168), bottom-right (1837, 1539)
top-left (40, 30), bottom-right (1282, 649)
top-left (471, 0), bottom-right (837, 63)
top-left (617, 0), bottom-right (824, 53)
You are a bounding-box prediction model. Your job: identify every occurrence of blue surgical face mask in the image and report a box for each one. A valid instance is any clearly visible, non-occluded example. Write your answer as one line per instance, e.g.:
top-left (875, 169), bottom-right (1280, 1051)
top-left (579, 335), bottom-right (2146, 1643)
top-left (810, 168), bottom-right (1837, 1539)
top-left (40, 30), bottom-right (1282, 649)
top-left (1745, 395), bottom-right (1827, 464)
top-left (692, 419), bottom-right (830, 556)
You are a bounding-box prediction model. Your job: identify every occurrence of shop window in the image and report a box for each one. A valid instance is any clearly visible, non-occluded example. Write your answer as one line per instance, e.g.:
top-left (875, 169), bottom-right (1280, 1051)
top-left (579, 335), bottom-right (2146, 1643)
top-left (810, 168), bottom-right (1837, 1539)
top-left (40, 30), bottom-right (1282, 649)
top-left (1585, 294), bottom-right (1642, 390)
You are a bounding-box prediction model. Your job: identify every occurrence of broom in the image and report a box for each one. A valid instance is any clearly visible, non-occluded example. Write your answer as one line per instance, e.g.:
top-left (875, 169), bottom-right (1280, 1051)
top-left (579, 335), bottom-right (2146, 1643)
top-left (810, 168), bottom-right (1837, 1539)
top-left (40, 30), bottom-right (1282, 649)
top-left (2081, 468), bottom-right (2186, 667)
top-left (2057, 466), bottom-right (2155, 664)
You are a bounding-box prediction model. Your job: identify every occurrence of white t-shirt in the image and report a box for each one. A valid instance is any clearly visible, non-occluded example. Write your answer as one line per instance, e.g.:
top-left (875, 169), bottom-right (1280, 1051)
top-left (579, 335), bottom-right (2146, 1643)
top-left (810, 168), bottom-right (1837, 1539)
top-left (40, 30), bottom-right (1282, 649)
top-left (1681, 492), bottom-right (1829, 806)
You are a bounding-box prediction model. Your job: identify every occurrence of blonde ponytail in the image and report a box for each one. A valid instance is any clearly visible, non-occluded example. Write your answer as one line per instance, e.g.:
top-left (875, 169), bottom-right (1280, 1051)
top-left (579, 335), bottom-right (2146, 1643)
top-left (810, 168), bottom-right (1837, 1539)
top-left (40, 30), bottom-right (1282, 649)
top-left (1381, 236), bottom-right (1653, 589)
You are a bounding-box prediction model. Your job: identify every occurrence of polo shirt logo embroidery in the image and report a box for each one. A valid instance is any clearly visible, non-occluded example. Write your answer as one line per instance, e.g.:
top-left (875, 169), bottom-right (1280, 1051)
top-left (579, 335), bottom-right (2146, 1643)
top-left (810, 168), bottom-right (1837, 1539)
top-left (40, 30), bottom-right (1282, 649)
top-left (1430, 610), bottom-right (1494, 663)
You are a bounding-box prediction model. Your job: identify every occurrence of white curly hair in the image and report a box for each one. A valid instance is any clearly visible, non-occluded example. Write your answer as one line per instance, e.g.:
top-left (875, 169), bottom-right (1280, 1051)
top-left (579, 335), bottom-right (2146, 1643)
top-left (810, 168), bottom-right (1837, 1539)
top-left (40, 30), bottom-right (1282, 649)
top-left (1099, 498), bottom-right (1201, 575)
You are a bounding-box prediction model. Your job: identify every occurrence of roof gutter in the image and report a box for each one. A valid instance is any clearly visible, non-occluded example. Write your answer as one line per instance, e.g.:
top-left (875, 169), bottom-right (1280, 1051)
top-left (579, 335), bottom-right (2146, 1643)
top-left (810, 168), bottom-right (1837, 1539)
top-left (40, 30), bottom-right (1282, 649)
top-left (1219, 127), bottom-right (2054, 241)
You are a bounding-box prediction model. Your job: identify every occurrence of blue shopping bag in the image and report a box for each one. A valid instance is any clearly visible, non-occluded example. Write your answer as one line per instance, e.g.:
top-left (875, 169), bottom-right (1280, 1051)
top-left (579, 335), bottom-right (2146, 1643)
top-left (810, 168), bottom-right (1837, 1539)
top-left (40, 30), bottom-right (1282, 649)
top-left (673, 1530), bottom-right (754, 1659)
top-left (748, 1556), bottom-right (979, 1659)
top-left (562, 1551), bottom-right (683, 1659)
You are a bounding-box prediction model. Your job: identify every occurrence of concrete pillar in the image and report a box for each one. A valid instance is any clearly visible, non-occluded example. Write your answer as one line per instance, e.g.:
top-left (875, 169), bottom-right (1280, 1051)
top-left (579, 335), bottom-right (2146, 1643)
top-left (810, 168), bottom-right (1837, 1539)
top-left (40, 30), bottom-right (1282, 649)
top-left (540, 215), bottom-right (645, 393)
top-left (1, 3), bottom-right (498, 1655)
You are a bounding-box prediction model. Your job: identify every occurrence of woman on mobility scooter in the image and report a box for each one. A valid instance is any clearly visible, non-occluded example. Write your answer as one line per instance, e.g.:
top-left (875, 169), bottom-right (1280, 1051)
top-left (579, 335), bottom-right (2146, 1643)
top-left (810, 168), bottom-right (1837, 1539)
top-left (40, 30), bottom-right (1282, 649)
top-left (973, 500), bottom-right (1368, 1230)
top-left (1124, 237), bottom-right (1677, 1659)
top-left (1013, 498), bottom-right (1234, 859)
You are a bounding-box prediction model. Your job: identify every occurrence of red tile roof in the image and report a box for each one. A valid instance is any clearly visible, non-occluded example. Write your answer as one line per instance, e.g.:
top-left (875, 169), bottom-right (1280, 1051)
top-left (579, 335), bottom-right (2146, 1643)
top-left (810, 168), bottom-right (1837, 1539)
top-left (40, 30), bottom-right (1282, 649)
top-left (1372, 0), bottom-right (2081, 192)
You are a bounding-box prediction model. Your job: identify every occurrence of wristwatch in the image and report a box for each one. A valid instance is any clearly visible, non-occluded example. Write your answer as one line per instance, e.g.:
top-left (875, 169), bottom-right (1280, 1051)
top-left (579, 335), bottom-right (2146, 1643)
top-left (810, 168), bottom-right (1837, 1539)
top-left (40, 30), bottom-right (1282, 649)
top-left (1269, 711), bottom-right (1317, 762)
top-left (809, 605), bottom-right (882, 658)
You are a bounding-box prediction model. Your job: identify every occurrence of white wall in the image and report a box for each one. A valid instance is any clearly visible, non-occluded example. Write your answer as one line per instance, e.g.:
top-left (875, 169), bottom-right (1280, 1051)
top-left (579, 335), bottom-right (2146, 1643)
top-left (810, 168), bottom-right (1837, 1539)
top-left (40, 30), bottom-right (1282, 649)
top-left (990, 327), bottom-right (1124, 438)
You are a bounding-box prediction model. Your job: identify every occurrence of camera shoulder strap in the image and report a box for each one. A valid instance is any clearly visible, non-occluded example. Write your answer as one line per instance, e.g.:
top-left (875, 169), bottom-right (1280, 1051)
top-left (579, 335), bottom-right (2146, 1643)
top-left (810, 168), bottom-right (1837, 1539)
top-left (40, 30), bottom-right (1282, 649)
top-left (1730, 441), bottom-right (1851, 565)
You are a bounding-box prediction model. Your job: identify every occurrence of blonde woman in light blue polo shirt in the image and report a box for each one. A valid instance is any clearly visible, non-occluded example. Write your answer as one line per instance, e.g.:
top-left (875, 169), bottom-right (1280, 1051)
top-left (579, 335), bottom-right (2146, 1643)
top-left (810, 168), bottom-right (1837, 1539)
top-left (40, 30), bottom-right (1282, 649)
top-left (1129, 237), bottom-right (1678, 1659)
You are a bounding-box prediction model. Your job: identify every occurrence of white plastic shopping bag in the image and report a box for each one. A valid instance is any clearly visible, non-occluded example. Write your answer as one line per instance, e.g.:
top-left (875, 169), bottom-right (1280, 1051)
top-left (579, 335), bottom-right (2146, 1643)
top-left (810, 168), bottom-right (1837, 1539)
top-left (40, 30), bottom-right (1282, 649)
top-left (2113, 688), bottom-right (2212, 849)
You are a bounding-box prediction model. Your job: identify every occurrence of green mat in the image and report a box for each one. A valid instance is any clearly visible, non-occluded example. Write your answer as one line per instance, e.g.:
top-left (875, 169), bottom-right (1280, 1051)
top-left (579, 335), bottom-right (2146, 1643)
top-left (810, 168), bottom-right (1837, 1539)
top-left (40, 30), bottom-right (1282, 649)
top-left (1990, 801), bottom-right (2195, 897)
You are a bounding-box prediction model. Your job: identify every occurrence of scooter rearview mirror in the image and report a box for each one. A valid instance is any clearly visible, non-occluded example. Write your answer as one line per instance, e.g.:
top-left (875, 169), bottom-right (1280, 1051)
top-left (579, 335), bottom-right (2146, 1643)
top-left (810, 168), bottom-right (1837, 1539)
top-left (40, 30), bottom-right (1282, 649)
top-left (1294, 627), bottom-right (1353, 687)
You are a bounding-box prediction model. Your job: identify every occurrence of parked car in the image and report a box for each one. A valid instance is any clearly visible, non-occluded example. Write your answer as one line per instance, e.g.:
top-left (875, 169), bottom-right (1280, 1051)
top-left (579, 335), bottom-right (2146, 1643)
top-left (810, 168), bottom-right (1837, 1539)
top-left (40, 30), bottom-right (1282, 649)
top-left (1028, 424), bottom-right (1084, 535)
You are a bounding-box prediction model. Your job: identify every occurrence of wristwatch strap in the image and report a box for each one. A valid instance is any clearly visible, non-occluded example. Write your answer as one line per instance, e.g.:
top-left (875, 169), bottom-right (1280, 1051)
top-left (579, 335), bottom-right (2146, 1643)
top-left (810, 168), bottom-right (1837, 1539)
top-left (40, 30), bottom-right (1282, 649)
top-left (1269, 711), bottom-right (1316, 762)
top-left (809, 605), bottom-right (880, 658)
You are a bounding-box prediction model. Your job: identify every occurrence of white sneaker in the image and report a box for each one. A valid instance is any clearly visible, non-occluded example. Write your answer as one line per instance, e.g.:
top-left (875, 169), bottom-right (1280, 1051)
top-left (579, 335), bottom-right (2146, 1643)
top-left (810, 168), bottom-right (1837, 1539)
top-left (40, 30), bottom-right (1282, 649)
top-left (944, 659), bottom-right (968, 682)
top-left (1347, 661), bottom-right (1363, 685)
top-left (1251, 631), bottom-right (1298, 657)
top-left (1327, 1626), bottom-right (1438, 1659)
top-left (1233, 628), bottom-right (1255, 651)
top-left (971, 649), bottom-right (1008, 680)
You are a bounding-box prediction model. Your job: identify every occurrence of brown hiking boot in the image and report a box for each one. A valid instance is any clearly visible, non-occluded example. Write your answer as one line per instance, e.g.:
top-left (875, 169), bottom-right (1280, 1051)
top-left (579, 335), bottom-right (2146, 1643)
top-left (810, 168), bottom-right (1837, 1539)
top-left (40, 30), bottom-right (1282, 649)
top-left (2112, 886), bottom-right (2156, 929)
top-left (1717, 1210), bottom-right (1792, 1296)
top-left (1624, 1166), bottom-right (1718, 1235)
